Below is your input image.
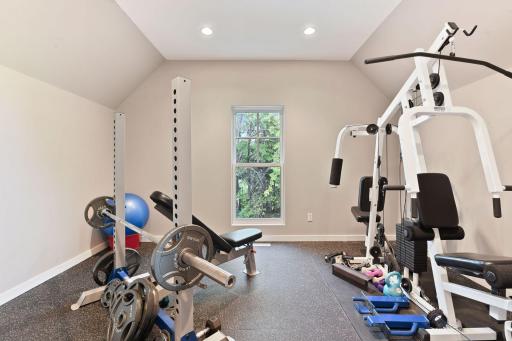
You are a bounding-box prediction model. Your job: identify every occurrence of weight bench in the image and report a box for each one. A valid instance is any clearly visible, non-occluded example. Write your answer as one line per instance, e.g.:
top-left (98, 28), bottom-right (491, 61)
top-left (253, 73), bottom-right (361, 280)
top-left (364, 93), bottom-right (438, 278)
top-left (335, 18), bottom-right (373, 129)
top-left (150, 191), bottom-right (262, 276)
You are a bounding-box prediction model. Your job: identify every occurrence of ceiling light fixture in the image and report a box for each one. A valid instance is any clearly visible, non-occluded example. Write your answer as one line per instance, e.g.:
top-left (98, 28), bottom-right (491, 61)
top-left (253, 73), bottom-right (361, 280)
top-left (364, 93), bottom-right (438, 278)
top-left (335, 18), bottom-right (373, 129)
top-left (201, 26), bottom-right (213, 36)
top-left (303, 26), bottom-right (316, 36)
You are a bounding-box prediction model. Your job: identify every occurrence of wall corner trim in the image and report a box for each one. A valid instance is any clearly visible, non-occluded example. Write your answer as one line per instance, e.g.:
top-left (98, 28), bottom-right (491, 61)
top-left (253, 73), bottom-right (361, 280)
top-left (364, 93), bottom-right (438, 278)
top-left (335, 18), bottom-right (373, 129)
top-left (0, 242), bottom-right (108, 306)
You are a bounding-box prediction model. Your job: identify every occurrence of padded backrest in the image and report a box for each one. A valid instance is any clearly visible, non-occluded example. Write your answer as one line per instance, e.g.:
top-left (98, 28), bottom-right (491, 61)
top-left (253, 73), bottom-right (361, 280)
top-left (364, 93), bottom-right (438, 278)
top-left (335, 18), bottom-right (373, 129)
top-left (417, 173), bottom-right (459, 228)
top-left (192, 215), bottom-right (233, 253)
top-left (358, 176), bottom-right (387, 212)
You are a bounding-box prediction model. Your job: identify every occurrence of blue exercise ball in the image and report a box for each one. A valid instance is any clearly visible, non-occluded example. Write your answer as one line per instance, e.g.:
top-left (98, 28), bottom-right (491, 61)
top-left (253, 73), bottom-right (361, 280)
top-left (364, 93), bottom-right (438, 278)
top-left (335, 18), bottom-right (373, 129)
top-left (103, 193), bottom-right (150, 236)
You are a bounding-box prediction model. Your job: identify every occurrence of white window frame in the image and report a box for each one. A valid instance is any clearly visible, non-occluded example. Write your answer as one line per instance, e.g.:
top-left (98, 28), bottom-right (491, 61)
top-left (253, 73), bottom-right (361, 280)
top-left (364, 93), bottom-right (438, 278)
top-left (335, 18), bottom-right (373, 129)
top-left (231, 105), bottom-right (285, 226)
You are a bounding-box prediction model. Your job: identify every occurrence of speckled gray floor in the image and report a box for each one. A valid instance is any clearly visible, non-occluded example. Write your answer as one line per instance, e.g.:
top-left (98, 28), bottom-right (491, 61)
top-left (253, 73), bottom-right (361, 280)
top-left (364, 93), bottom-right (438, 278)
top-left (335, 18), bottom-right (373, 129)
top-left (0, 242), bottom-right (505, 340)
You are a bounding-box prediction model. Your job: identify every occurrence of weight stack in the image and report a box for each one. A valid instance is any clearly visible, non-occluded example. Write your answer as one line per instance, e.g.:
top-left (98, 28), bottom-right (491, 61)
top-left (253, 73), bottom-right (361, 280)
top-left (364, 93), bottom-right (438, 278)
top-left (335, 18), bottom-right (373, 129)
top-left (395, 222), bottom-right (428, 273)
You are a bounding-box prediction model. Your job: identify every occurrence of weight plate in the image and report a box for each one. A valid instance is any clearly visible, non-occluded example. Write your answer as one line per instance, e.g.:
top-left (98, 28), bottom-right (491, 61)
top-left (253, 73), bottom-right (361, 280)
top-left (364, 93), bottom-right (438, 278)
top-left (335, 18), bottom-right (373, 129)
top-left (129, 278), bottom-right (159, 341)
top-left (153, 330), bottom-right (171, 341)
top-left (107, 289), bottom-right (144, 341)
top-left (84, 196), bottom-right (115, 229)
top-left (110, 281), bottom-right (128, 315)
top-left (93, 249), bottom-right (142, 286)
top-left (151, 224), bottom-right (214, 292)
top-left (101, 279), bottom-right (123, 309)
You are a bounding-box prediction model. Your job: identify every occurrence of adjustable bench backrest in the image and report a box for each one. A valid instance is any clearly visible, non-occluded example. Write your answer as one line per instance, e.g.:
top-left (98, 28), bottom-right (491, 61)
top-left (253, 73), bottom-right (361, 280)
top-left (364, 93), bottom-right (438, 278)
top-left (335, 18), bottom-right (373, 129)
top-left (192, 216), bottom-right (233, 253)
top-left (150, 191), bottom-right (234, 253)
top-left (416, 173), bottom-right (465, 240)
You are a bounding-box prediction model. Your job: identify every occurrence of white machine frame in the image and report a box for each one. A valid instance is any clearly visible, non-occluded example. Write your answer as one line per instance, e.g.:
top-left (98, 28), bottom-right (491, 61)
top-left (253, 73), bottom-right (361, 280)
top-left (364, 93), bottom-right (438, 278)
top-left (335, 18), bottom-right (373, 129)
top-left (360, 23), bottom-right (512, 340)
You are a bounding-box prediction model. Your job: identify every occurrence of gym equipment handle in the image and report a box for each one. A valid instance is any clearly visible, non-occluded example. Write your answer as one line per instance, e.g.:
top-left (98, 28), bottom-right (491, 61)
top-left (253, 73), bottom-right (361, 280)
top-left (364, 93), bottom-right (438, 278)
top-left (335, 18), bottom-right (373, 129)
top-left (329, 158), bottom-right (343, 187)
top-left (493, 198), bottom-right (502, 218)
top-left (383, 185), bottom-right (405, 191)
top-left (504, 186), bottom-right (512, 191)
top-left (181, 251), bottom-right (236, 288)
top-left (364, 52), bottom-right (512, 80)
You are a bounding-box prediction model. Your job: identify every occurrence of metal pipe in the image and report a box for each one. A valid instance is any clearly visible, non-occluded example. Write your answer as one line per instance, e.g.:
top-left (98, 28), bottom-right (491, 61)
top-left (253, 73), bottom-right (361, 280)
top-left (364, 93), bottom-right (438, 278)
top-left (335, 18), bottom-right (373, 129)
top-left (181, 251), bottom-right (236, 288)
top-left (102, 210), bottom-right (162, 244)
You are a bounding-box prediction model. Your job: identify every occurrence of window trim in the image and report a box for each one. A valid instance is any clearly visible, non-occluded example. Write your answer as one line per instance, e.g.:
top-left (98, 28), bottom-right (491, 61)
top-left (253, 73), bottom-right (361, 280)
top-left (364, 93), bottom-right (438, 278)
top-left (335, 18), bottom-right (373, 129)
top-left (231, 105), bottom-right (285, 226)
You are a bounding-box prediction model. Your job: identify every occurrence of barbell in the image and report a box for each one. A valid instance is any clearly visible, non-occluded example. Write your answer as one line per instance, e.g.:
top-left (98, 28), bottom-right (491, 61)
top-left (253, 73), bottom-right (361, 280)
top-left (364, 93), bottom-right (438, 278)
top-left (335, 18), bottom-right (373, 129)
top-left (84, 196), bottom-right (236, 291)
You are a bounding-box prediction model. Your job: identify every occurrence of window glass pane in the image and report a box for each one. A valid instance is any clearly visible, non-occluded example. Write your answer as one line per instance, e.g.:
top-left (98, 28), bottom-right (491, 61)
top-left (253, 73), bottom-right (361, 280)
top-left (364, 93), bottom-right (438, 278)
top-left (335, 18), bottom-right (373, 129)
top-left (258, 138), bottom-right (280, 163)
top-left (235, 166), bottom-right (281, 219)
top-left (235, 138), bottom-right (257, 163)
top-left (235, 112), bottom-right (258, 137)
top-left (258, 112), bottom-right (280, 137)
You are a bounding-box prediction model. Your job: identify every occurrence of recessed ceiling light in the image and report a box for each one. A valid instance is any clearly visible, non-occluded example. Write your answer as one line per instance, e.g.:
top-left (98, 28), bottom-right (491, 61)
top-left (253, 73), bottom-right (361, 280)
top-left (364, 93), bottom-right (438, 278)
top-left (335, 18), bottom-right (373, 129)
top-left (201, 26), bottom-right (213, 36)
top-left (304, 26), bottom-right (316, 36)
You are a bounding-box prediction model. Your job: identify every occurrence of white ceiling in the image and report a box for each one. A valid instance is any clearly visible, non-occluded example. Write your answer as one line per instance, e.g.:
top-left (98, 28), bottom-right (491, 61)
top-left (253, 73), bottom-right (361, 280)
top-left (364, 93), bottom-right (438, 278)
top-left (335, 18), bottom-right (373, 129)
top-left (115, 0), bottom-right (401, 60)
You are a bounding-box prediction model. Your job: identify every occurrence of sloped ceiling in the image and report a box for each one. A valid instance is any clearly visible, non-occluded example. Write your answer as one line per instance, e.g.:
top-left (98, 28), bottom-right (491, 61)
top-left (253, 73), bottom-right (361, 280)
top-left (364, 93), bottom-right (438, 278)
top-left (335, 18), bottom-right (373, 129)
top-left (352, 0), bottom-right (512, 98)
top-left (0, 0), bottom-right (163, 108)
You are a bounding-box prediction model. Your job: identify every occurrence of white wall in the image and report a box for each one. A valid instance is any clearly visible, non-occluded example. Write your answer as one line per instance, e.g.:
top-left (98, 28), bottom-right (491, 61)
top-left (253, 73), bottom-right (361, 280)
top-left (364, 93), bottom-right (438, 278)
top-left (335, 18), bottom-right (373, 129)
top-left (118, 61), bottom-right (400, 239)
top-left (0, 65), bottom-right (112, 302)
top-left (0, 0), bottom-right (163, 108)
top-left (417, 71), bottom-right (512, 255)
top-left (352, 0), bottom-right (512, 97)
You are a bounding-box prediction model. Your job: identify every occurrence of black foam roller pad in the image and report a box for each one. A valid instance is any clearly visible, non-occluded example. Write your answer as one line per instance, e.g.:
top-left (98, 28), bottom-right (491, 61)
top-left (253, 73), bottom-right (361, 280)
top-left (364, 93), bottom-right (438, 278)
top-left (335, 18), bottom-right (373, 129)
top-left (329, 158), bottom-right (343, 186)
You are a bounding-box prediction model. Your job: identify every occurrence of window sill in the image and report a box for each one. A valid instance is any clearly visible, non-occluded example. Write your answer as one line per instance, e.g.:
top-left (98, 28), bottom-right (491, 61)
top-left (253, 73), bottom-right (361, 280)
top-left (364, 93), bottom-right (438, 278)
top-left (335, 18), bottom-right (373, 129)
top-left (232, 220), bottom-right (285, 228)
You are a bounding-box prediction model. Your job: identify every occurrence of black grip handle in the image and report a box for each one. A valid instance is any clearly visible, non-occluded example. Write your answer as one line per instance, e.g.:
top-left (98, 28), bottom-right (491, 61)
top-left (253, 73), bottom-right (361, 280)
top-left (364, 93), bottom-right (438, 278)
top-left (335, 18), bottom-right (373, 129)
top-left (504, 186), bottom-right (512, 191)
top-left (383, 185), bottom-right (405, 191)
top-left (329, 158), bottom-right (343, 186)
top-left (493, 198), bottom-right (502, 218)
top-left (364, 52), bottom-right (512, 79)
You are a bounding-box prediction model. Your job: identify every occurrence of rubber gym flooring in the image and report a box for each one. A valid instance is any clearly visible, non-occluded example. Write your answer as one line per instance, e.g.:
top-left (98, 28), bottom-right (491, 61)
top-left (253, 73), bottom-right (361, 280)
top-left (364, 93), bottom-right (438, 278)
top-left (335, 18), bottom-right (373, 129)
top-left (0, 242), bottom-right (506, 340)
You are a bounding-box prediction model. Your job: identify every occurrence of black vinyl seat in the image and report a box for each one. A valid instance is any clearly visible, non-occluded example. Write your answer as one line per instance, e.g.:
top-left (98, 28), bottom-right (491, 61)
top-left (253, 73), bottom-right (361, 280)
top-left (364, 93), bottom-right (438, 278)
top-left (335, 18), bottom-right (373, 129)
top-left (351, 206), bottom-right (381, 224)
top-left (435, 253), bottom-right (512, 289)
top-left (417, 174), bottom-right (512, 290)
top-left (221, 228), bottom-right (262, 247)
top-left (435, 253), bottom-right (512, 272)
top-left (151, 191), bottom-right (262, 253)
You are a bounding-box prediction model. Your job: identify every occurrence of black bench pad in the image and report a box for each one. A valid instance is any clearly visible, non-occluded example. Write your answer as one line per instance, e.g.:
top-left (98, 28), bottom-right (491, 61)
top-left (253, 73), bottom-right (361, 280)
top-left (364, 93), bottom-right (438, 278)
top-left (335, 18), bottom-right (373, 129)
top-left (221, 228), bottom-right (262, 247)
top-left (435, 253), bottom-right (512, 289)
top-left (351, 206), bottom-right (381, 224)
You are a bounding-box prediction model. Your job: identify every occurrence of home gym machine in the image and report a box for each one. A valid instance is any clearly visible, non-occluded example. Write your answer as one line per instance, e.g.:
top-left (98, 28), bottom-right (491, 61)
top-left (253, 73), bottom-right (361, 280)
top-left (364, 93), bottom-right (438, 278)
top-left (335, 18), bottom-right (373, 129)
top-left (335, 22), bottom-right (512, 340)
top-left (326, 123), bottom-right (399, 290)
top-left (74, 77), bottom-right (262, 341)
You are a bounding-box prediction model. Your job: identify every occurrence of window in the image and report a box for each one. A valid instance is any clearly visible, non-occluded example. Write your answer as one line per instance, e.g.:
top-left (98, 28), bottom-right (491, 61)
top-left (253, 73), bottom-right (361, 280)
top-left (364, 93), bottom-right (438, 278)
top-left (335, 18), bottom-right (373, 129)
top-left (232, 106), bottom-right (284, 225)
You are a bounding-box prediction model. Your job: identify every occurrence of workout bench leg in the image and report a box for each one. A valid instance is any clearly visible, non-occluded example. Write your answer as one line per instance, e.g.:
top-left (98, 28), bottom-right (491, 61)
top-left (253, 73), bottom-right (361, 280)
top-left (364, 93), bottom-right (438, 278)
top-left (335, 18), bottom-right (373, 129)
top-left (243, 244), bottom-right (260, 276)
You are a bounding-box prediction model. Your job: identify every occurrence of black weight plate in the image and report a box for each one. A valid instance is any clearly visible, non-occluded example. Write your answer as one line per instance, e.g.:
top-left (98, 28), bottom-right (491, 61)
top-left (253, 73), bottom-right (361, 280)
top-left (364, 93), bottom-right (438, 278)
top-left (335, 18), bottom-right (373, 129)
top-left (110, 281), bottom-right (128, 315)
top-left (93, 249), bottom-right (142, 286)
top-left (129, 279), bottom-right (159, 341)
top-left (107, 289), bottom-right (144, 341)
top-left (151, 224), bottom-right (214, 292)
top-left (84, 196), bottom-right (115, 229)
top-left (101, 279), bottom-right (123, 309)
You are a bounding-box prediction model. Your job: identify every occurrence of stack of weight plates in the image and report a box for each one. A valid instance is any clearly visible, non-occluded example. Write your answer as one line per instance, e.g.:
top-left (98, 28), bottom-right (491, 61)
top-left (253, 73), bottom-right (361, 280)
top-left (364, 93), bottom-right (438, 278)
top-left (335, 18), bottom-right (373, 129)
top-left (395, 222), bottom-right (428, 273)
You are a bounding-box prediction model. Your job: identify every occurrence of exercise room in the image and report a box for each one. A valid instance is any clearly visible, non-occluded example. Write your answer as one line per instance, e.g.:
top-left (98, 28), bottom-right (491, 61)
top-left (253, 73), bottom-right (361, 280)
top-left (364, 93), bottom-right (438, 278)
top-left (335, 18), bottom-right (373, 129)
top-left (1, 1), bottom-right (512, 340)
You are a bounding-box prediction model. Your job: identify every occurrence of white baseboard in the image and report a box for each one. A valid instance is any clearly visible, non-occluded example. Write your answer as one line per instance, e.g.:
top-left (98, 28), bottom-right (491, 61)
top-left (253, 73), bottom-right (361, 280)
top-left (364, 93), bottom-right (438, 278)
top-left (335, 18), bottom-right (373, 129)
top-left (0, 242), bottom-right (108, 306)
top-left (259, 234), bottom-right (396, 242)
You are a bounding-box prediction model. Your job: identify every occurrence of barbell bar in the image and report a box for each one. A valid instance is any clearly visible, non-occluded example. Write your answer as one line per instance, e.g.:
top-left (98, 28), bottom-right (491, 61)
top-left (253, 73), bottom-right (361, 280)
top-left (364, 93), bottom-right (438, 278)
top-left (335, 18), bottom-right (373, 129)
top-left (84, 196), bottom-right (236, 289)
